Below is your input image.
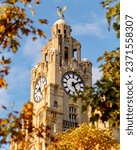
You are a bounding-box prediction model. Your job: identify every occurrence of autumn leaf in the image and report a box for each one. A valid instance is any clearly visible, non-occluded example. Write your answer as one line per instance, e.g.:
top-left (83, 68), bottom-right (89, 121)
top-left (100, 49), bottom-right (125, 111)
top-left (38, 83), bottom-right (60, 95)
top-left (1, 57), bottom-right (11, 65)
top-left (0, 66), bottom-right (9, 75)
top-left (35, 0), bottom-right (40, 4)
top-left (1, 105), bottom-right (7, 110)
top-left (36, 29), bottom-right (46, 38)
top-left (0, 119), bottom-right (8, 125)
top-left (39, 19), bottom-right (48, 24)
top-left (14, 111), bottom-right (19, 114)
top-left (0, 78), bottom-right (7, 88)
top-left (32, 37), bottom-right (37, 41)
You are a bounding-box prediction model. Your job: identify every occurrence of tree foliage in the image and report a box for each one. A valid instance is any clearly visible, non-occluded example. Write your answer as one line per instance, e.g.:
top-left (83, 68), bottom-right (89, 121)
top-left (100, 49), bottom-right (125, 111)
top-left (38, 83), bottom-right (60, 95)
top-left (77, 49), bottom-right (120, 128)
top-left (48, 124), bottom-right (120, 150)
top-left (0, 102), bottom-right (54, 149)
top-left (74, 0), bottom-right (120, 129)
top-left (92, 0), bottom-right (120, 128)
top-left (0, 102), bottom-right (33, 146)
top-left (0, 0), bottom-right (47, 89)
top-left (95, 49), bottom-right (120, 128)
top-left (101, 0), bottom-right (120, 38)
top-left (0, 56), bottom-right (11, 88)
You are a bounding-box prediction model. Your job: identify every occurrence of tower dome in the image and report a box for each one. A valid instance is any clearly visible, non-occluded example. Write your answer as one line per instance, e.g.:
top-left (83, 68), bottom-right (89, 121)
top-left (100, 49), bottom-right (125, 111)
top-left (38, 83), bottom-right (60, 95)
top-left (81, 58), bottom-right (90, 63)
top-left (53, 19), bottom-right (67, 26)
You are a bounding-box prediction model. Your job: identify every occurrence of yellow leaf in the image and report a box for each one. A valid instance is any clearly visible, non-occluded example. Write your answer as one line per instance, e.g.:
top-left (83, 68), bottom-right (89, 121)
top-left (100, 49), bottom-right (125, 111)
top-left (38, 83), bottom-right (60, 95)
top-left (0, 78), bottom-right (7, 88)
top-left (39, 19), bottom-right (47, 24)
top-left (0, 119), bottom-right (8, 125)
top-left (35, 0), bottom-right (40, 4)
top-left (0, 25), bottom-right (6, 33)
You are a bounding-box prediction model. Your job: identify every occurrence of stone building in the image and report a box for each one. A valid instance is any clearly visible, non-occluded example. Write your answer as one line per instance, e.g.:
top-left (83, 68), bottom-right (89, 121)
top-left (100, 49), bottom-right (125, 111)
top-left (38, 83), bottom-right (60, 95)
top-left (10, 17), bottom-right (92, 150)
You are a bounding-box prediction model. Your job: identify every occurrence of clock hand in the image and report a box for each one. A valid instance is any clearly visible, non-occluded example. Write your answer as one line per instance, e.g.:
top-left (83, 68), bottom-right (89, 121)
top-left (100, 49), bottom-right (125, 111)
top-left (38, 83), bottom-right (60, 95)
top-left (72, 82), bottom-right (77, 91)
top-left (37, 89), bottom-right (42, 98)
top-left (36, 87), bottom-right (42, 96)
top-left (37, 87), bottom-right (41, 92)
top-left (73, 81), bottom-right (82, 85)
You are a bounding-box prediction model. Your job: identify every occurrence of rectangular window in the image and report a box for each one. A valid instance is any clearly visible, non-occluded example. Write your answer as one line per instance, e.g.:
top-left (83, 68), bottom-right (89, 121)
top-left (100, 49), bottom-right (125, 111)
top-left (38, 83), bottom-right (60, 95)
top-left (64, 29), bottom-right (66, 38)
top-left (54, 101), bottom-right (58, 107)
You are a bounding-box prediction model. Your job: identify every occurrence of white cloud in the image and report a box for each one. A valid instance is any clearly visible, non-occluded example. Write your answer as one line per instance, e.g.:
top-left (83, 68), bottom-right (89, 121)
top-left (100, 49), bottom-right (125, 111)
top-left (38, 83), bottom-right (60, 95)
top-left (23, 37), bottom-right (43, 65)
top-left (72, 19), bottom-right (107, 38)
top-left (7, 37), bottom-right (44, 92)
top-left (92, 66), bottom-right (102, 85)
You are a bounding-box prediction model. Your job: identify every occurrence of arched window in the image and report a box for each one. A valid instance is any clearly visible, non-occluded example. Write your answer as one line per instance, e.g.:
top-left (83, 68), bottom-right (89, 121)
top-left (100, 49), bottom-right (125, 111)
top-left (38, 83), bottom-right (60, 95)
top-left (73, 49), bottom-right (77, 60)
top-left (58, 29), bottom-right (60, 34)
top-left (45, 53), bottom-right (48, 62)
top-left (64, 47), bottom-right (68, 60)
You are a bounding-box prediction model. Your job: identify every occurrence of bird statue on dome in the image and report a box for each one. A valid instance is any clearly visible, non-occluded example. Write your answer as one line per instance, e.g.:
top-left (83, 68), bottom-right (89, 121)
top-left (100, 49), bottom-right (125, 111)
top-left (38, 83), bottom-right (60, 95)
top-left (57, 5), bottom-right (67, 20)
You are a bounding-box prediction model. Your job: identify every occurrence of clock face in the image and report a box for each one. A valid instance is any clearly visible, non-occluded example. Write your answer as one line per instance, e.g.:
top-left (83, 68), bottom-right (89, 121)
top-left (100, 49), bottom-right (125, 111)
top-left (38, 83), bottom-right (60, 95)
top-left (61, 72), bottom-right (85, 97)
top-left (34, 76), bottom-right (47, 103)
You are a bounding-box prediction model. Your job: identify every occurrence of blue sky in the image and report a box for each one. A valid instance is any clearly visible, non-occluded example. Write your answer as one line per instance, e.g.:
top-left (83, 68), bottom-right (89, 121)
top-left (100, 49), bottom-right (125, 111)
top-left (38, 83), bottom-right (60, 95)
top-left (0, 0), bottom-right (119, 115)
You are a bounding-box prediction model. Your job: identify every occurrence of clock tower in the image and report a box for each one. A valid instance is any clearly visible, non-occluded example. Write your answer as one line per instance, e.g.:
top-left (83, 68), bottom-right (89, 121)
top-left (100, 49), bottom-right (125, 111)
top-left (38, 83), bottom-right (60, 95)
top-left (10, 16), bottom-right (92, 149)
top-left (30, 18), bottom-right (92, 146)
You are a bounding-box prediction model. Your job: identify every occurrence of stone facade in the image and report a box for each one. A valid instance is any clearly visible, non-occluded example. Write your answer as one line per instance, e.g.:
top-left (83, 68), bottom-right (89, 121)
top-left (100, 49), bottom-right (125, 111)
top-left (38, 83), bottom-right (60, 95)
top-left (10, 19), bottom-right (92, 150)
top-left (31, 18), bottom-right (92, 130)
